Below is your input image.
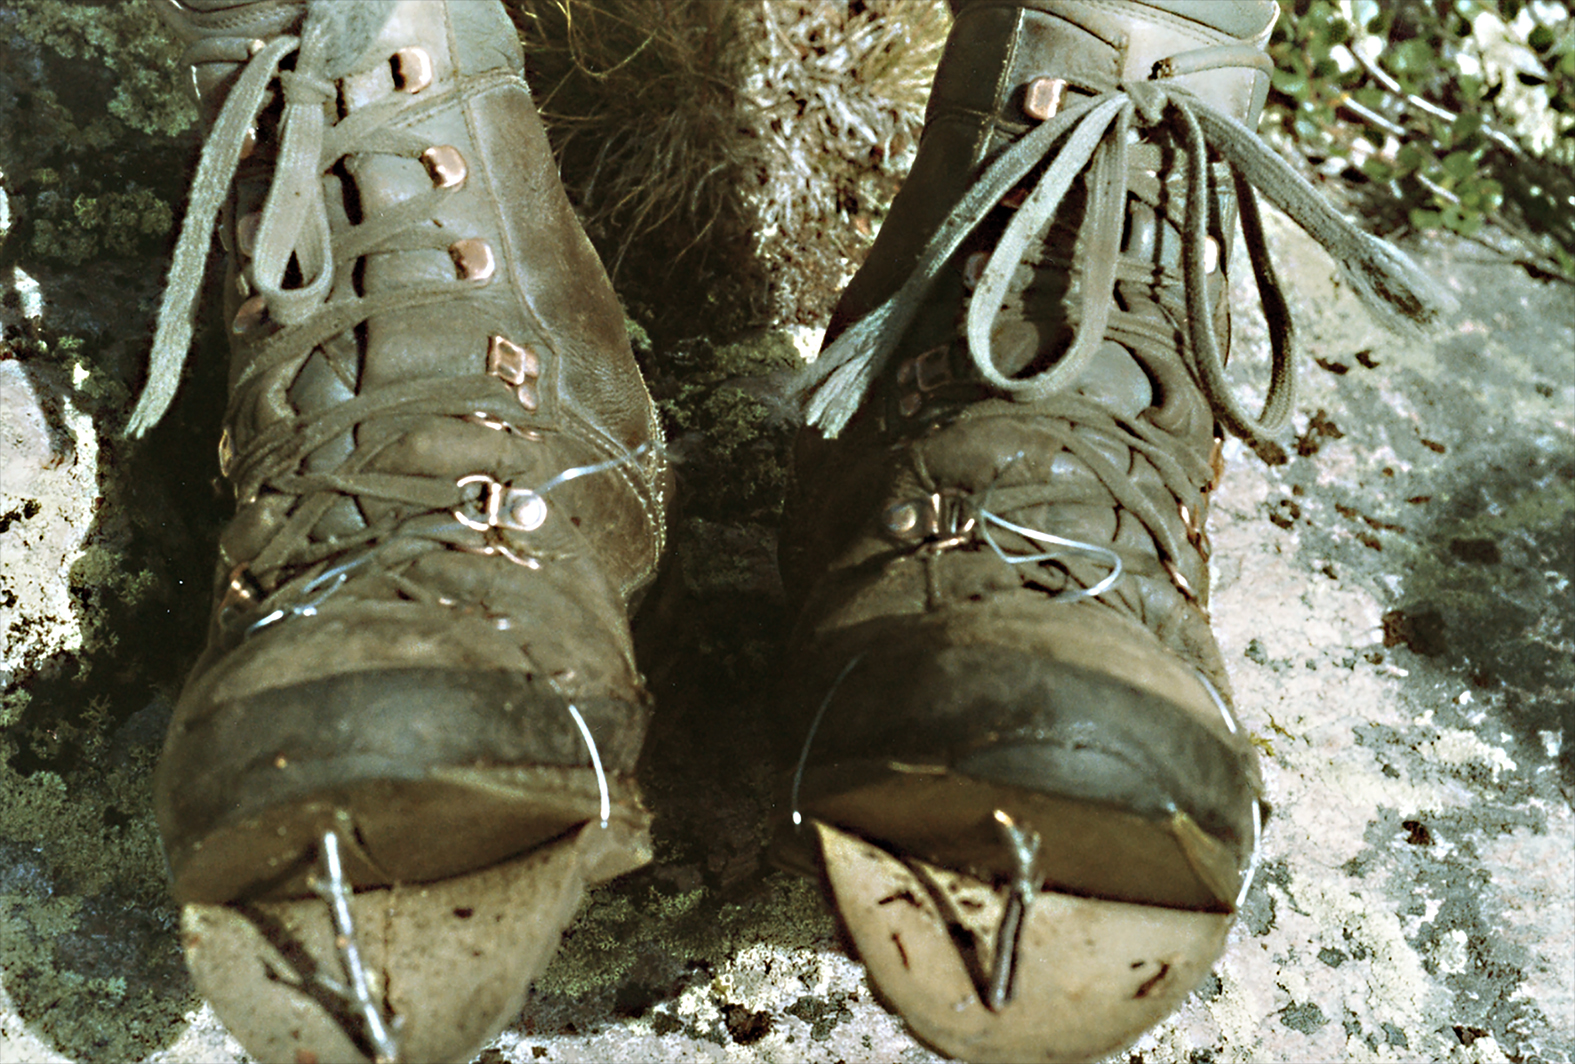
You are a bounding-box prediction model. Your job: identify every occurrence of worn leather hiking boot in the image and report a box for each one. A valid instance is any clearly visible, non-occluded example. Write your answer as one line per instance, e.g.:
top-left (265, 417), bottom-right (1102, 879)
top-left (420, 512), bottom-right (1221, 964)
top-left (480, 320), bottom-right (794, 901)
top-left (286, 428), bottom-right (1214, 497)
top-left (776, 1), bottom-right (1450, 1060)
top-left (133, 1), bottom-right (668, 1060)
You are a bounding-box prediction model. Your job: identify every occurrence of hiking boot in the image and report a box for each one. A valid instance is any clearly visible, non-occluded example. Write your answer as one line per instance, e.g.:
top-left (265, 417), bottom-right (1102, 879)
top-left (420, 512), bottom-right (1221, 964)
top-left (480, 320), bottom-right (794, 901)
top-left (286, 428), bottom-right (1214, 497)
top-left (134, 1), bottom-right (668, 1059)
top-left (776, 1), bottom-right (1449, 1060)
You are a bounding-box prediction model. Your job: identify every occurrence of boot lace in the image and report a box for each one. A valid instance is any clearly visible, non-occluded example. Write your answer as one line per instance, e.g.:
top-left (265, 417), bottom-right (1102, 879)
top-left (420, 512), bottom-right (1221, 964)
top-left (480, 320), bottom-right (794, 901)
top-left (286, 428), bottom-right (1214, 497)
top-left (129, 12), bottom-right (639, 632)
top-left (797, 75), bottom-right (1455, 606)
top-left (797, 80), bottom-right (1454, 442)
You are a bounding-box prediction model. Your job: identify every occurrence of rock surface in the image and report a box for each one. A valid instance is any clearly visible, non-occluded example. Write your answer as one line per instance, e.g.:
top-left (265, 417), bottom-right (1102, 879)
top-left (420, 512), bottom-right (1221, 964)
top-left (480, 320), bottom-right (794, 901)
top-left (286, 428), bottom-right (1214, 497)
top-left (1, 3), bottom-right (1572, 1064)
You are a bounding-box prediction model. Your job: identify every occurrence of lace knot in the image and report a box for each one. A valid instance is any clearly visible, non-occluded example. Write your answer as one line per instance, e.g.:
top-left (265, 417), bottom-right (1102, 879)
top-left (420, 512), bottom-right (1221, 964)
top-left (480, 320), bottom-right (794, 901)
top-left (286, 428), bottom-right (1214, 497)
top-left (1124, 80), bottom-right (1170, 126)
top-left (277, 68), bottom-right (336, 107)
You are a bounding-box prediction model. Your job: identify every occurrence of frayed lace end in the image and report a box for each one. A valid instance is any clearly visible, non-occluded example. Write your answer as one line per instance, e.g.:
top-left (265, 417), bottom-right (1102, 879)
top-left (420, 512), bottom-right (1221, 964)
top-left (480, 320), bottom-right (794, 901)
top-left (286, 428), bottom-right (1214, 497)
top-left (1337, 230), bottom-right (1459, 338)
top-left (794, 300), bottom-right (895, 439)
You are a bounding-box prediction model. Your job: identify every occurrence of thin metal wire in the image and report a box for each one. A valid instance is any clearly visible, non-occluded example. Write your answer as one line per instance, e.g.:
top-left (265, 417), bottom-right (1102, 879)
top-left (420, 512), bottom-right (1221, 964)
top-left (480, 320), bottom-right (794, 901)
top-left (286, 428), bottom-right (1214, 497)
top-left (1193, 665), bottom-right (1240, 736)
top-left (565, 703), bottom-right (611, 828)
top-left (533, 440), bottom-right (655, 496)
top-left (975, 508), bottom-right (1124, 600)
top-left (244, 440), bottom-right (663, 637)
top-left (986, 810), bottom-right (1041, 1011)
top-left (312, 830), bottom-right (400, 1064)
top-left (1235, 798), bottom-right (1263, 911)
top-left (971, 450), bottom-right (1125, 600)
top-left (789, 653), bottom-right (866, 827)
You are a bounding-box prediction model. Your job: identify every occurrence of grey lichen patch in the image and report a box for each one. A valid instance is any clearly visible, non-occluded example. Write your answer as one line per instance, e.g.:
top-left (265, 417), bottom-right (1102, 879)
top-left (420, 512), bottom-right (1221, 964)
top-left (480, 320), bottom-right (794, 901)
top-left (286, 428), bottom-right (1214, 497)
top-left (28, 182), bottom-right (175, 269)
top-left (535, 871), bottom-right (833, 1004)
top-left (654, 328), bottom-right (803, 521)
top-left (9, 0), bottom-right (195, 140)
top-left (0, 750), bottom-right (193, 1061)
top-left (785, 991), bottom-right (854, 1042)
top-left (1278, 1000), bottom-right (1328, 1034)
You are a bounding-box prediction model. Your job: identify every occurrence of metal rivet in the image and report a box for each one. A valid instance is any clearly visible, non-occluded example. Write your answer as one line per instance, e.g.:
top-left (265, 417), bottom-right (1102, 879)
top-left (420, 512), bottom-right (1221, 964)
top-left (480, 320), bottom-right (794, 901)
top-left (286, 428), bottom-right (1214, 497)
top-left (1164, 557), bottom-right (1197, 601)
top-left (421, 145), bottom-right (467, 189)
top-left (248, 39), bottom-right (266, 56)
top-left (508, 491), bottom-right (548, 532)
top-left (1204, 236), bottom-right (1220, 274)
top-left (962, 251), bottom-right (989, 290)
top-left (236, 211), bottom-right (261, 258)
top-left (239, 125), bottom-right (258, 161)
top-left (450, 238), bottom-right (495, 282)
top-left (393, 47), bottom-right (433, 93)
top-left (1023, 76), bottom-right (1065, 122)
top-left (232, 293), bottom-right (267, 333)
top-left (486, 335), bottom-right (539, 385)
top-left (884, 500), bottom-right (921, 537)
top-left (516, 383), bottom-right (539, 411)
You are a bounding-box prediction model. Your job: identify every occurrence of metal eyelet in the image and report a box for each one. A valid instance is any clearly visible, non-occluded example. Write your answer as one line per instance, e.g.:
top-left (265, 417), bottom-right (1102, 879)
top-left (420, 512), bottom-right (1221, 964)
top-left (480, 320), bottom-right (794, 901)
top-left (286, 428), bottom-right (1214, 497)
top-left (235, 211), bottom-right (261, 258)
top-left (1207, 436), bottom-right (1225, 492)
top-left (455, 474), bottom-right (547, 533)
top-left (218, 561), bottom-right (261, 615)
top-left (894, 345), bottom-right (954, 418)
top-left (1023, 76), bottom-right (1065, 121)
top-left (392, 47), bottom-right (433, 93)
top-left (883, 490), bottom-right (975, 550)
top-left (420, 145), bottom-right (467, 189)
top-left (962, 251), bottom-right (989, 290)
top-left (449, 238), bottom-right (495, 283)
top-left (486, 335), bottom-right (539, 385)
top-left (1163, 557), bottom-right (1199, 602)
top-left (486, 334), bottom-right (541, 410)
top-left (232, 294), bottom-right (268, 333)
top-left (884, 500), bottom-right (920, 536)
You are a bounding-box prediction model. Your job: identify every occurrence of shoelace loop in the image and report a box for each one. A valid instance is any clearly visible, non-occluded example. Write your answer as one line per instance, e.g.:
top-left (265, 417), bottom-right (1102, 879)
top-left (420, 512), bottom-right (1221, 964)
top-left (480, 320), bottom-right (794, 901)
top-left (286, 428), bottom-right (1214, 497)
top-left (796, 76), bottom-right (1456, 444)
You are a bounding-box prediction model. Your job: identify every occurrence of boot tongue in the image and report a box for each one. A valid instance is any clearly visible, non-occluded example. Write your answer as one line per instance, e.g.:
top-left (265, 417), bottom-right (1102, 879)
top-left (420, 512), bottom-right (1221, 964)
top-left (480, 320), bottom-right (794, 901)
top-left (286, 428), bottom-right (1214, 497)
top-left (1073, 341), bottom-right (1154, 422)
top-left (304, 0), bottom-right (396, 80)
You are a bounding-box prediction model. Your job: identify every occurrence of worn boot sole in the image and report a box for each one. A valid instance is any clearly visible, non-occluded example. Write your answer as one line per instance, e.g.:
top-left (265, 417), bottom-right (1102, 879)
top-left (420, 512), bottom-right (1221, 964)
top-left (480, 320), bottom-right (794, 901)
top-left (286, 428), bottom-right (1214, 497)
top-left (814, 821), bottom-right (1231, 1064)
top-left (775, 612), bottom-right (1259, 914)
top-left (159, 666), bottom-right (648, 903)
top-left (183, 819), bottom-right (648, 1064)
top-left (781, 766), bottom-right (1246, 913)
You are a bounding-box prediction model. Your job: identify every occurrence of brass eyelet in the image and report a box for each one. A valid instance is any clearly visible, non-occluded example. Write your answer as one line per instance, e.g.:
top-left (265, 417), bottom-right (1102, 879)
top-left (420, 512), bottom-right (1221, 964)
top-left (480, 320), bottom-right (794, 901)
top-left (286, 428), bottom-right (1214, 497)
top-left (392, 47), bottom-right (433, 93)
top-left (232, 294), bottom-right (268, 333)
top-left (486, 335), bottom-right (540, 386)
top-left (449, 238), bottom-right (495, 283)
top-left (420, 145), bottom-right (467, 189)
top-left (1023, 77), bottom-right (1065, 121)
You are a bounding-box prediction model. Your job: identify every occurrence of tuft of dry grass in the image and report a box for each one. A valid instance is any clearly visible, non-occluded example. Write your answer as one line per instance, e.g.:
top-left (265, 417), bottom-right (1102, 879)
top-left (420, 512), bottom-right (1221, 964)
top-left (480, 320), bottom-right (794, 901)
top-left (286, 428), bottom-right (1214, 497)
top-left (744, 0), bottom-right (950, 325)
top-left (507, 0), bottom-right (950, 339)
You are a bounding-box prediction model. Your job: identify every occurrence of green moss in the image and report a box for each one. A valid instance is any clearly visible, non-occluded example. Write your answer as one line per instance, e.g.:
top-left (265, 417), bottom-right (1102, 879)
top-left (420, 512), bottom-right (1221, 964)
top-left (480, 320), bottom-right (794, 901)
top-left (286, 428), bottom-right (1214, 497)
top-left (537, 873), bottom-right (832, 1000)
top-left (30, 188), bottom-right (175, 268)
top-left (12, 0), bottom-right (195, 139)
top-left (708, 332), bottom-right (801, 379)
top-left (0, 735), bottom-right (190, 1060)
top-left (653, 329), bottom-right (800, 520)
top-left (0, 690), bottom-right (31, 731)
